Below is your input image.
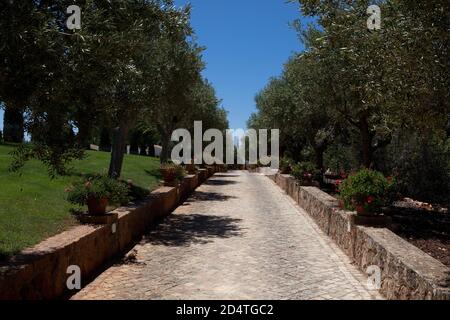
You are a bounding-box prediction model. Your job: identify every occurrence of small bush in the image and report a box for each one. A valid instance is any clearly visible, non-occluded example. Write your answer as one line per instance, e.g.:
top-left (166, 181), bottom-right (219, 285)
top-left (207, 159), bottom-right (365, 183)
top-left (66, 175), bottom-right (130, 207)
top-left (291, 161), bottom-right (320, 184)
top-left (339, 169), bottom-right (395, 214)
top-left (160, 164), bottom-right (186, 184)
top-left (280, 157), bottom-right (294, 174)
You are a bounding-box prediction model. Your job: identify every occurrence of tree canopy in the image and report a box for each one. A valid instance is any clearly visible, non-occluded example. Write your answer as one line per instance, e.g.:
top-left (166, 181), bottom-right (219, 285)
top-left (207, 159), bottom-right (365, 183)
top-left (0, 0), bottom-right (229, 177)
top-left (250, 0), bottom-right (449, 202)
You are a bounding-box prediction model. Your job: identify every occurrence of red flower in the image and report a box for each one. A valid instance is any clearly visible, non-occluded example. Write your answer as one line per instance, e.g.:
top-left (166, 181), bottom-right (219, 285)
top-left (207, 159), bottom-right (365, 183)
top-left (367, 196), bottom-right (375, 204)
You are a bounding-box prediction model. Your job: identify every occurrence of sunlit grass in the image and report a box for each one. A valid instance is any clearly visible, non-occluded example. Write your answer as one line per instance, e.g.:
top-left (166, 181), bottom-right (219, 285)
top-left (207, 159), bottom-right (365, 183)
top-left (0, 144), bottom-right (161, 260)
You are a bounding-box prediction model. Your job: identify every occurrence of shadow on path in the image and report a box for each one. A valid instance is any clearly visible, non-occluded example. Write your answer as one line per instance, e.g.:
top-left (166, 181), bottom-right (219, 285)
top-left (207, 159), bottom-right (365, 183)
top-left (186, 191), bottom-right (237, 202)
top-left (213, 174), bottom-right (241, 178)
top-left (143, 214), bottom-right (243, 247)
top-left (204, 180), bottom-right (239, 186)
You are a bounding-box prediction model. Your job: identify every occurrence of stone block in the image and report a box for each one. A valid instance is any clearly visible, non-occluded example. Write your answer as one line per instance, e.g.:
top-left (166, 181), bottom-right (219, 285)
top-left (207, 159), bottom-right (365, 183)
top-left (78, 212), bottom-right (119, 225)
top-left (354, 227), bottom-right (450, 300)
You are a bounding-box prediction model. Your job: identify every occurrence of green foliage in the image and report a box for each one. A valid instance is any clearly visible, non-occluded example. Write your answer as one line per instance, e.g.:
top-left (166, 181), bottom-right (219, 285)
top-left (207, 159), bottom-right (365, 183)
top-left (0, 130), bottom-right (3, 143)
top-left (339, 169), bottom-right (395, 214)
top-left (0, 0), bottom-right (228, 178)
top-left (66, 175), bottom-right (130, 207)
top-left (0, 144), bottom-right (161, 260)
top-left (378, 134), bottom-right (450, 203)
top-left (291, 162), bottom-right (320, 184)
top-left (9, 143), bottom-right (86, 178)
top-left (280, 157), bottom-right (294, 174)
top-left (250, 1), bottom-right (449, 202)
top-left (324, 143), bottom-right (359, 174)
top-left (175, 165), bottom-right (187, 182)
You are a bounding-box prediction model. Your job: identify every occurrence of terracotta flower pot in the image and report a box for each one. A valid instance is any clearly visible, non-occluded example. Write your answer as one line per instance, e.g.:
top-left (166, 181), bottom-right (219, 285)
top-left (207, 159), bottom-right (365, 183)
top-left (160, 168), bottom-right (177, 186)
top-left (87, 197), bottom-right (109, 216)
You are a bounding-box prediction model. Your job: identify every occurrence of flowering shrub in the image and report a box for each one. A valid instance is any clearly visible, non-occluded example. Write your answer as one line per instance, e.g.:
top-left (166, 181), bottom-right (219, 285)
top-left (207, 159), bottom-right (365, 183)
top-left (291, 162), bottom-right (320, 185)
top-left (333, 179), bottom-right (344, 193)
top-left (339, 169), bottom-right (395, 215)
top-left (66, 175), bottom-right (130, 207)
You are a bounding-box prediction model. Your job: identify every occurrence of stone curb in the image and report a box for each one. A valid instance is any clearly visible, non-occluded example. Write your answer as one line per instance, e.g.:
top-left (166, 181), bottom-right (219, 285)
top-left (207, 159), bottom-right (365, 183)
top-left (266, 170), bottom-right (450, 300)
top-left (0, 169), bottom-right (217, 300)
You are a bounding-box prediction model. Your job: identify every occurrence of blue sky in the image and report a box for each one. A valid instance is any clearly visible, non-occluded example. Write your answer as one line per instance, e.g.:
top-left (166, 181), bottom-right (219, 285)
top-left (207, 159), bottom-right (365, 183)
top-left (176, 0), bottom-right (308, 129)
top-left (0, 0), bottom-right (310, 132)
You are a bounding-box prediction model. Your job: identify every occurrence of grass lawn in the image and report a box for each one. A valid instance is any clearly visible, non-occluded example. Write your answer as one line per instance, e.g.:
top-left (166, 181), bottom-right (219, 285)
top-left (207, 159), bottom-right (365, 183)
top-left (0, 144), bottom-right (161, 260)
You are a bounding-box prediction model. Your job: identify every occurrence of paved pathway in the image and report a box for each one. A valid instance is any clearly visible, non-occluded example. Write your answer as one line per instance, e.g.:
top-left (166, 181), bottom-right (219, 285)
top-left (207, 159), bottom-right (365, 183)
top-left (73, 171), bottom-right (381, 300)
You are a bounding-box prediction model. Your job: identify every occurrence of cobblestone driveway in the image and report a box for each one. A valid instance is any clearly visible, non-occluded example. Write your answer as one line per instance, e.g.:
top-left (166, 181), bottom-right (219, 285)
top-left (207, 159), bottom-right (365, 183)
top-left (73, 171), bottom-right (382, 300)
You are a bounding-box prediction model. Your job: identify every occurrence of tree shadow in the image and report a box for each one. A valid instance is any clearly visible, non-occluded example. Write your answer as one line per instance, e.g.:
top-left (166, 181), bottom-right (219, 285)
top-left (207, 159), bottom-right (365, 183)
top-left (186, 191), bottom-right (238, 202)
top-left (145, 169), bottom-right (161, 179)
top-left (214, 174), bottom-right (240, 178)
top-left (142, 214), bottom-right (243, 247)
top-left (204, 179), bottom-right (239, 186)
top-left (0, 249), bottom-right (51, 268)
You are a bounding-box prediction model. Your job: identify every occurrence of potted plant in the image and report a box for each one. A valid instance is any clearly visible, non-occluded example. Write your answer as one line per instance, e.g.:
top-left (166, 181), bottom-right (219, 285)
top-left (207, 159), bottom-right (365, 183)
top-left (291, 162), bottom-right (320, 186)
top-left (66, 175), bottom-right (130, 215)
top-left (160, 164), bottom-right (186, 187)
top-left (185, 163), bottom-right (198, 174)
top-left (339, 169), bottom-right (395, 216)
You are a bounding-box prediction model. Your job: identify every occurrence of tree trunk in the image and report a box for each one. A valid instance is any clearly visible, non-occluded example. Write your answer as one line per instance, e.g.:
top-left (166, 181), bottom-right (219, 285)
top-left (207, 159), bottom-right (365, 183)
top-left (160, 134), bottom-right (171, 164)
top-left (314, 145), bottom-right (326, 172)
top-left (3, 105), bottom-right (24, 143)
top-left (108, 119), bottom-right (131, 179)
top-left (359, 112), bottom-right (373, 168)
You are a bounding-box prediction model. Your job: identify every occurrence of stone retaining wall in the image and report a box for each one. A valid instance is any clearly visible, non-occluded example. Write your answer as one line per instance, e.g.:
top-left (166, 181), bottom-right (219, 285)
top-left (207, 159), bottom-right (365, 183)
top-left (267, 171), bottom-right (450, 300)
top-left (0, 170), bottom-right (217, 300)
